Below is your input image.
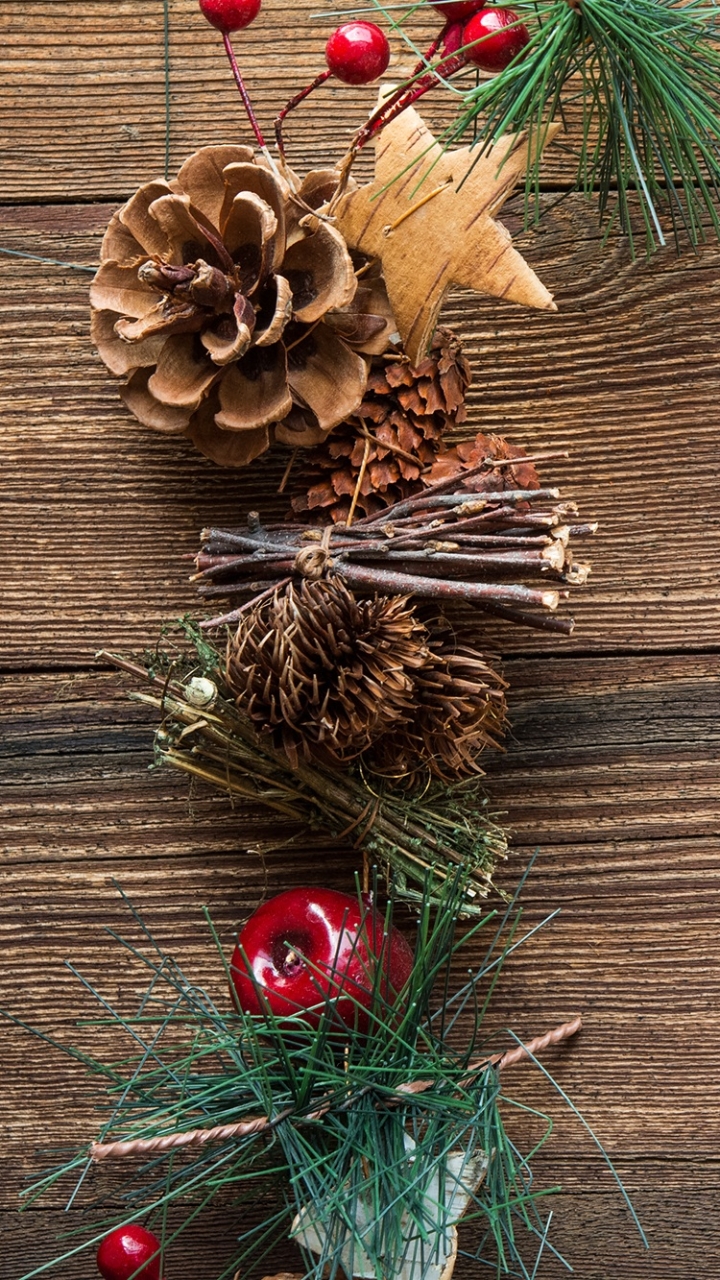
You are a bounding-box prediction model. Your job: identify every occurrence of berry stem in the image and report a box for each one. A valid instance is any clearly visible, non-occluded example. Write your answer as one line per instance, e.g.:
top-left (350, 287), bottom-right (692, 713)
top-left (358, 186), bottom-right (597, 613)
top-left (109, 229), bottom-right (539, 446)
top-left (222, 32), bottom-right (280, 175)
top-left (275, 69), bottom-right (333, 162)
top-left (327, 26), bottom-right (455, 211)
top-left (355, 49), bottom-right (467, 152)
top-left (352, 26), bottom-right (452, 158)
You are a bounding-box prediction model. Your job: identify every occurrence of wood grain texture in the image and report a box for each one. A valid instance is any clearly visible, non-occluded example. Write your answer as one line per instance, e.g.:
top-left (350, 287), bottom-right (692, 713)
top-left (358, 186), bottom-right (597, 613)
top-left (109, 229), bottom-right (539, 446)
top-left (2, 661), bottom-right (720, 1276)
top-left (0, 1), bottom-right (587, 203)
top-left (2, 2), bottom-right (720, 1277)
top-left (3, 197), bottom-right (720, 664)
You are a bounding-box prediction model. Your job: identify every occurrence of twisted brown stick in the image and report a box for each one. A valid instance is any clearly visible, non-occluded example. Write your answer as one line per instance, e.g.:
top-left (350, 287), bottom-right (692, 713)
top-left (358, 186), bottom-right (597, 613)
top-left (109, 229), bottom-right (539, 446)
top-left (495, 1014), bottom-right (582, 1070)
top-left (89, 1016), bottom-right (581, 1163)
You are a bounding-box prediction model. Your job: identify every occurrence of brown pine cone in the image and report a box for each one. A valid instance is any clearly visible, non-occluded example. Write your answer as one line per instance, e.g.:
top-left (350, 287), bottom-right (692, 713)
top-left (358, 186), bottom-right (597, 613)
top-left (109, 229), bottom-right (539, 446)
top-left (426, 431), bottom-right (540, 494)
top-left (291, 327), bottom-right (472, 523)
top-left (367, 629), bottom-right (507, 785)
top-left (90, 148), bottom-right (395, 468)
top-left (226, 576), bottom-right (430, 768)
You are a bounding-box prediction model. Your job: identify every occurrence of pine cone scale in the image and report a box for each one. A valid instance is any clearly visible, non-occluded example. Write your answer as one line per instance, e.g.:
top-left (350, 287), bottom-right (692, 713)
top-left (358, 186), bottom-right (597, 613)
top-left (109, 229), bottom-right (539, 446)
top-left (293, 327), bottom-right (472, 523)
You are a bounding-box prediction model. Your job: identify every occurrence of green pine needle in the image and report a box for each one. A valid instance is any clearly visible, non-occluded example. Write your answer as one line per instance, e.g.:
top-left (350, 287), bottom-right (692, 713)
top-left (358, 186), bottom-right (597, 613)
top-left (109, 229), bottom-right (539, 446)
top-left (366, 0), bottom-right (720, 252)
top-left (10, 872), bottom-right (644, 1280)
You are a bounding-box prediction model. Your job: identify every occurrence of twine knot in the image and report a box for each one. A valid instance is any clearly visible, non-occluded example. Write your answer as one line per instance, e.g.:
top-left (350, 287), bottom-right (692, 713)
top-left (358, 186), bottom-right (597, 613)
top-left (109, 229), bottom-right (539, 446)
top-left (294, 526), bottom-right (334, 580)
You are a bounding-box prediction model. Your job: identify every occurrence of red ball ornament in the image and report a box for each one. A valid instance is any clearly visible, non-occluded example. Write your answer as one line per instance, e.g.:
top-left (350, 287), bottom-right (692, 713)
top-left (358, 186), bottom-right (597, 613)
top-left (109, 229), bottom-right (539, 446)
top-left (198, 0), bottom-right (261, 34)
top-left (97, 1225), bottom-right (162, 1280)
top-left (230, 888), bottom-right (414, 1031)
top-left (463, 8), bottom-right (529, 72)
top-left (431, 0), bottom-right (485, 24)
top-left (325, 22), bottom-right (391, 86)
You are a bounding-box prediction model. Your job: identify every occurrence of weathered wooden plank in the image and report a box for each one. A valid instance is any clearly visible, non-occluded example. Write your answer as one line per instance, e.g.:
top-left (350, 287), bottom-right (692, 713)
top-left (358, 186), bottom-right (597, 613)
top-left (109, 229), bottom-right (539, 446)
top-left (9, 1191), bottom-right (717, 1280)
top-left (2, 657), bottom-right (718, 1275)
top-left (3, 657), bottom-right (720, 857)
top-left (0, 1), bottom-right (590, 203)
top-left (2, 658), bottom-right (719, 1193)
top-left (3, 199), bottom-right (720, 664)
top-left (3, 3), bottom-right (719, 1277)
top-left (2, 843), bottom-right (718, 1273)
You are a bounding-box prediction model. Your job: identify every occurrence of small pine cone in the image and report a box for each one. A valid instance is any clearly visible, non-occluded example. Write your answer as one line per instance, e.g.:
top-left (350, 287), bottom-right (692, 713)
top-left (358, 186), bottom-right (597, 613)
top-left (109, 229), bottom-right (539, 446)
top-left (226, 576), bottom-right (431, 768)
top-left (292, 327), bottom-right (472, 523)
top-left (368, 633), bottom-right (507, 785)
top-left (427, 431), bottom-right (540, 494)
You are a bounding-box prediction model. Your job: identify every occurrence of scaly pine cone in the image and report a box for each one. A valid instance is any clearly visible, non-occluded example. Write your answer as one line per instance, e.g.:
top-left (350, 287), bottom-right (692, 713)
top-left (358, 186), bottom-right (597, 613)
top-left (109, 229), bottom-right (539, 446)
top-left (90, 148), bottom-right (395, 468)
top-left (368, 627), bottom-right (507, 786)
top-left (226, 576), bottom-right (430, 768)
top-left (426, 431), bottom-right (540, 494)
top-left (291, 327), bottom-right (472, 523)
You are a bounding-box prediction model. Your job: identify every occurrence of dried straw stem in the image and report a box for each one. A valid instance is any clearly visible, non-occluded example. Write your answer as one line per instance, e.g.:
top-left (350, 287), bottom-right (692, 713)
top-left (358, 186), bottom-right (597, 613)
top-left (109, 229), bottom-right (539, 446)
top-left (100, 650), bottom-right (507, 901)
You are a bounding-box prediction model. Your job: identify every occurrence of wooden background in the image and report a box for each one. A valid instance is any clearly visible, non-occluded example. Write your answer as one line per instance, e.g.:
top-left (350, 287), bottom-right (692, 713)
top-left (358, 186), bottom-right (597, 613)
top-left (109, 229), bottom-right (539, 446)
top-left (2, 2), bottom-right (720, 1277)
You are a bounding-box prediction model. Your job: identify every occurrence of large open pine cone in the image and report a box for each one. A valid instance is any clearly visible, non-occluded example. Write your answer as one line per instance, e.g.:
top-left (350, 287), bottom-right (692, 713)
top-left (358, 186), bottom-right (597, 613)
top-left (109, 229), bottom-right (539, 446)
top-left (292, 327), bottom-right (471, 522)
top-left (226, 577), bottom-right (430, 768)
top-left (90, 148), bottom-right (394, 467)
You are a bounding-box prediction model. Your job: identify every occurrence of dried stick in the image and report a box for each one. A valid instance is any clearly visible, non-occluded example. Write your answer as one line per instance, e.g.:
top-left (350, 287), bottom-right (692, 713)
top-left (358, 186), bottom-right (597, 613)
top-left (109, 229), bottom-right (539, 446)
top-left (192, 476), bottom-right (595, 633)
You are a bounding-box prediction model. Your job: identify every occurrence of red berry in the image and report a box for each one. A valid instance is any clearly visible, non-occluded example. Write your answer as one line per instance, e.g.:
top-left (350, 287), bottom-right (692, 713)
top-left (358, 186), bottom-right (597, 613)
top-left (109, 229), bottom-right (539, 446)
top-left (325, 22), bottom-right (391, 86)
top-left (463, 8), bottom-right (529, 72)
top-left (97, 1225), bottom-right (162, 1280)
top-left (230, 887), bottom-right (414, 1032)
top-left (431, 0), bottom-right (486, 23)
top-left (198, 0), bottom-right (261, 34)
top-left (442, 20), bottom-right (466, 56)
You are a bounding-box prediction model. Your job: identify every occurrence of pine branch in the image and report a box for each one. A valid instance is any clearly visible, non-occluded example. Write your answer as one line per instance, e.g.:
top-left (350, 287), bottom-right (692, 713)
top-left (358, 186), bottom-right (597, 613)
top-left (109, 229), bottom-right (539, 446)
top-left (16, 877), bottom-right (597, 1280)
top-left (372, 0), bottom-right (720, 251)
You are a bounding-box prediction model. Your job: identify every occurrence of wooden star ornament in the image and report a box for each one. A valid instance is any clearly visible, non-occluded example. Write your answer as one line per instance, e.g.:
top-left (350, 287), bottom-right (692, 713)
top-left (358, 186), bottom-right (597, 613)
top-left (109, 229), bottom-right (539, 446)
top-left (334, 102), bottom-right (560, 365)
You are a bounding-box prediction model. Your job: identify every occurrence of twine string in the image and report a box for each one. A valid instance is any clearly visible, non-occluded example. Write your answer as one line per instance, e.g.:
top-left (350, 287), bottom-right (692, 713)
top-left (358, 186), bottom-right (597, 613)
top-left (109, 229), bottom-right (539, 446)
top-left (0, 248), bottom-right (97, 272)
top-left (293, 525), bottom-right (334, 580)
top-left (89, 1015), bottom-right (582, 1163)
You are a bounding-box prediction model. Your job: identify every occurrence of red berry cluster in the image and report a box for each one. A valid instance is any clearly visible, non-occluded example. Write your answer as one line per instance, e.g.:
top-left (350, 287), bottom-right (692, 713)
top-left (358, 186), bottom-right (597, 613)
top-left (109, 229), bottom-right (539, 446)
top-left (196, 0), bottom-right (529, 163)
top-left (431, 2), bottom-right (529, 72)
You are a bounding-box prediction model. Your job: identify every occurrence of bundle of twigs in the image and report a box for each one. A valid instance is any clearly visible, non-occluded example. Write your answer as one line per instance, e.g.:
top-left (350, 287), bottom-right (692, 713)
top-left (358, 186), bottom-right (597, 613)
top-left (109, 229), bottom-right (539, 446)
top-left (194, 462), bottom-right (595, 635)
top-left (102, 628), bottom-right (507, 909)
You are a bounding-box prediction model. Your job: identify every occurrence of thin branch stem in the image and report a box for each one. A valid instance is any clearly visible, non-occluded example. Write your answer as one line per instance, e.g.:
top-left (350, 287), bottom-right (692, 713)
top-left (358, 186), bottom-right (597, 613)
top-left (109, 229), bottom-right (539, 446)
top-left (275, 69), bottom-right (332, 162)
top-left (222, 31), bottom-right (277, 174)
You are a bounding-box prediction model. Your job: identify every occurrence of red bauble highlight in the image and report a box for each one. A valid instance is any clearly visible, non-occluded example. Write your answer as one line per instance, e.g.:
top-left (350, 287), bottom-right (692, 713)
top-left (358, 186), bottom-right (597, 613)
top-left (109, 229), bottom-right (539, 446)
top-left (463, 8), bottom-right (529, 72)
top-left (230, 888), bottom-right (414, 1031)
top-left (198, 0), bottom-right (261, 33)
top-left (325, 22), bottom-right (391, 86)
top-left (431, 0), bottom-right (485, 23)
top-left (96, 1225), bottom-right (162, 1280)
